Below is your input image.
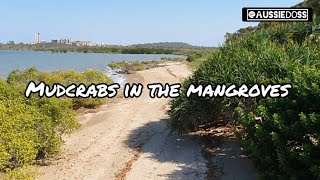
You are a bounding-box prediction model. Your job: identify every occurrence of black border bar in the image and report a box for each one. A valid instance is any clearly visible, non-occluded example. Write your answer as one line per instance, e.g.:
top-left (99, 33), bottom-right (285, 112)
top-left (242, 7), bottom-right (313, 22)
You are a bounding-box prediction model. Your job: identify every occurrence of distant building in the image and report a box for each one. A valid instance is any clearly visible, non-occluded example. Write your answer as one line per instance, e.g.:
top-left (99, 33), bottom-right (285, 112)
top-left (80, 41), bottom-right (91, 46)
top-left (34, 33), bottom-right (41, 44)
top-left (59, 38), bottom-right (71, 44)
top-left (50, 37), bottom-right (93, 46)
top-left (72, 41), bottom-right (92, 46)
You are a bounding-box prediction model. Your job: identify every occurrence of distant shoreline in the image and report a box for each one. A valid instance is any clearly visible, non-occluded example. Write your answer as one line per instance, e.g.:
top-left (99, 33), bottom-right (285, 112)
top-left (0, 43), bottom-right (215, 56)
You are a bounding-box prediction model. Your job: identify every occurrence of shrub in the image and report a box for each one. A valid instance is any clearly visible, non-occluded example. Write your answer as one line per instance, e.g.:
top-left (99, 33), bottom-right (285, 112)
top-left (168, 20), bottom-right (320, 178)
top-left (0, 79), bottom-right (79, 170)
top-left (238, 64), bottom-right (320, 178)
top-left (0, 68), bottom-right (112, 176)
top-left (7, 68), bottom-right (112, 109)
top-left (2, 165), bottom-right (38, 180)
top-left (72, 69), bottom-right (113, 108)
top-left (108, 61), bottom-right (130, 69)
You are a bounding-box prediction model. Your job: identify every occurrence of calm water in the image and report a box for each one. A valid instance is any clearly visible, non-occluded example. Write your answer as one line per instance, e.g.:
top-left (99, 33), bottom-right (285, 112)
top-left (0, 50), bottom-right (185, 84)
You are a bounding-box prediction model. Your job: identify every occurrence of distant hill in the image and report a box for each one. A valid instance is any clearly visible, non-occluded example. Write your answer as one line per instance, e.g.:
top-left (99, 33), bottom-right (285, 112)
top-left (294, 0), bottom-right (320, 15)
top-left (128, 42), bottom-right (216, 50)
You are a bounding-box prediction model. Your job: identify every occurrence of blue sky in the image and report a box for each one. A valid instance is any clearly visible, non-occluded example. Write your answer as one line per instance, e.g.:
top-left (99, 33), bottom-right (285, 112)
top-left (0, 0), bottom-right (302, 46)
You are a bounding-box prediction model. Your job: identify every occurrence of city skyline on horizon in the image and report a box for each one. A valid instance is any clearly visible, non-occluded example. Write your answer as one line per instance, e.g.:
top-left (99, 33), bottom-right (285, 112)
top-left (1, 0), bottom-right (302, 46)
top-left (3, 32), bottom-right (100, 45)
top-left (2, 32), bottom-right (219, 47)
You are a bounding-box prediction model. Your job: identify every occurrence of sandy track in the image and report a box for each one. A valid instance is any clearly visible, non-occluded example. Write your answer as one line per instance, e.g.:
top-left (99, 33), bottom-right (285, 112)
top-left (38, 62), bottom-right (207, 180)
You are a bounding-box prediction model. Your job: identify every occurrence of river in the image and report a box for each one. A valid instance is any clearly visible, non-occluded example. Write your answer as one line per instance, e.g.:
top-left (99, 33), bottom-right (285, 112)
top-left (0, 50), bottom-right (185, 84)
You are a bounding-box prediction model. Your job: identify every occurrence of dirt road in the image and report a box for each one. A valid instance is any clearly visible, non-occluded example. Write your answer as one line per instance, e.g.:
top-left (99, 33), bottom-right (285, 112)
top-left (38, 62), bottom-right (208, 180)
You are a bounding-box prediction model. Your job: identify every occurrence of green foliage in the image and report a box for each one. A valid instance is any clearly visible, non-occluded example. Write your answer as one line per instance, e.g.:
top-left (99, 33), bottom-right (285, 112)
top-left (107, 58), bottom-right (189, 73)
top-left (108, 60), bottom-right (160, 72)
top-left (7, 68), bottom-right (112, 109)
top-left (108, 61), bottom-right (131, 69)
top-left (73, 69), bottom-right (113, 108)
top-left (0, 41), bottom-right (215, 53)
top-left (185, 50), bottom-right (211, 62)
top-left (169, 19), bottom-right (320, 178)
top-left (2, 165), bottom-right (38, 180)
top-left (225, 26), bottom-right (257, 44)
top-left (129, 42), bottom-right (214, 50)
top-left (7, 68), bottom-right (41, 86)
top-left (296, 0), bottom-right (320, 16)
top-left (160, 57), bottom-right (185, 62)
top-left (0, 78), bottom-right (79, 171)
top-left (133, 61), bottom-right (144, 71)
top-left (237, 65), bottom-right (320, 179)
top-left (33, 46), bottom-right (176, 55)
top-left (120, 47), bottom-right (174, 54)
top-left (1, 68), bottom-right (112, 178)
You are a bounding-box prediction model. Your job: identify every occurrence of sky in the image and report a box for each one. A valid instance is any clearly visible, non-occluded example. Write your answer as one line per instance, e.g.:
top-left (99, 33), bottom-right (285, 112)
top-left (0, 0), bottom-right (303, 46)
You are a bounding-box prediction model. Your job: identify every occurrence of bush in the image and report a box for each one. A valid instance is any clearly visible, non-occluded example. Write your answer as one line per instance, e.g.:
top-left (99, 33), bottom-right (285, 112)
top-left (168, 19), bottom-right (320, 178)
top-left (238, 64), bottom-right (320, 178)
top-left (108, 61), bottom-right (130, 69)
top-left (7, 68), bottom-right (112, 109)
top-left (1, 165), bottom-right (38, 180)
top-left (72, 69), bottom-right (113, 108)
top-left (0, 79), bottom-right (79, 170)
top-left (0, 68), bottom-right (112, 176)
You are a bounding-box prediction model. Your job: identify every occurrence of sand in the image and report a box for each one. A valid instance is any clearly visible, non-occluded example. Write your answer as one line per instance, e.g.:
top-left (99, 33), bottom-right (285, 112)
top-left (38, 61), bottom-right (258, 180)
top-left (38, 62), bottom-right (209, 180)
